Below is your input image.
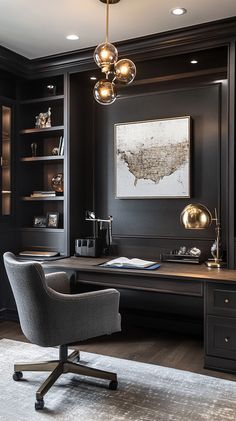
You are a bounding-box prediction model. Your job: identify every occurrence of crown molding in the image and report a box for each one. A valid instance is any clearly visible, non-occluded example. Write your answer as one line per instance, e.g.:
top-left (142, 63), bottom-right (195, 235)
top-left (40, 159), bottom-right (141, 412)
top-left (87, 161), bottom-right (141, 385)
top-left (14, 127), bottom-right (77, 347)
top-left (1, 16), bottom-right (236, 78)
top-left (29, 16), bottom-right (236, 76)
top-left (0, 44), bottom-right (29, 77)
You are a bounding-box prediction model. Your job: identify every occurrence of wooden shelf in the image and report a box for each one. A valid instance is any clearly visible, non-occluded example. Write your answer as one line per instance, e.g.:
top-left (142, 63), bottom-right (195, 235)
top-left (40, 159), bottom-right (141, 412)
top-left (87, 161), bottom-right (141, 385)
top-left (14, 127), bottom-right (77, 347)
top-left (21, 156), bottom-right (64, 162)
top-left (21, 196), bottom-right (64, 201)
top-left (20, 125), bottom-right (64, 134)
top-left (20, 227), bottom-right (64, 233)
top-left (17, 75), bottom-right (68, 257)
top-left (20, 95), bottom-right (64, 104)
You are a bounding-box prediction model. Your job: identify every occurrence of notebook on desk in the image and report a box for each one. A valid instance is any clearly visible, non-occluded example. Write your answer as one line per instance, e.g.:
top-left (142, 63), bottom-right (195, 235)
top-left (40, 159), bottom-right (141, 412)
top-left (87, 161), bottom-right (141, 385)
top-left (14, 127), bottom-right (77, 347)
top-left (99, 257), bottom-right (160, 270)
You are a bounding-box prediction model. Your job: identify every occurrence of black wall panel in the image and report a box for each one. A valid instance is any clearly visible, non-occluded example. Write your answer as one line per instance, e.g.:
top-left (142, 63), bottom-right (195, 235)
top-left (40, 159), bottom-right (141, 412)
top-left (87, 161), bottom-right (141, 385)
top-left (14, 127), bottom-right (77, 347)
top-left (94, 83), bottom-right (223, 259)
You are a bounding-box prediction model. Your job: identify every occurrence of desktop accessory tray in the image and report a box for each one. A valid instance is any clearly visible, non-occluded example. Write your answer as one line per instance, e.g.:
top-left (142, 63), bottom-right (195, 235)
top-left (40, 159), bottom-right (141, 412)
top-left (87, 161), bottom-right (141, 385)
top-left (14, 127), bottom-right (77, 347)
top-left (160, 253), bottom-right (204, 265)
top-left (160, 246), bottom-right (206, 264)
top-left (160, 253), bottom-right (204, 264)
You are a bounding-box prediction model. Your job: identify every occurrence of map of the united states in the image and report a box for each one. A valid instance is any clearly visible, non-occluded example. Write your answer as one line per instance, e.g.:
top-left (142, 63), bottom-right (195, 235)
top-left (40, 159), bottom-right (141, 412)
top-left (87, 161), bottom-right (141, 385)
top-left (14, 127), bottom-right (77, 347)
top-left (115, 117), bottom-right (190, 198)
top-left (117, 140), bottom-right (189, 186)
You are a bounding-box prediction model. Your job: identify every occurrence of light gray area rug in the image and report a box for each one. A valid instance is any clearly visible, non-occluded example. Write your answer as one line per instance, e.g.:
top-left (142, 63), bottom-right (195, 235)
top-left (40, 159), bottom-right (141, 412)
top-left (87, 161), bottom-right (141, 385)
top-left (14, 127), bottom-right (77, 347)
top-left (0, 339), bottom-right (236, 421)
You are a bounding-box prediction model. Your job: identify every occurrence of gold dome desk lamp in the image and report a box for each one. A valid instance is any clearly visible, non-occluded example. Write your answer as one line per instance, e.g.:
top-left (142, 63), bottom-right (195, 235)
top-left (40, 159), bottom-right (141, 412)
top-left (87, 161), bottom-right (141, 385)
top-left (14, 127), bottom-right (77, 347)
top-left (180, 203), bottom-right (223, 268)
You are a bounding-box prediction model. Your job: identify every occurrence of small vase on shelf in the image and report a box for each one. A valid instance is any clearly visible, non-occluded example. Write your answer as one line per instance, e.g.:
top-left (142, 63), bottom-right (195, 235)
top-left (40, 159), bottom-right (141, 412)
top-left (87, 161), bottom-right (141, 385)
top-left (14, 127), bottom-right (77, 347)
top-left (51, 173), bottom-right (63, 195)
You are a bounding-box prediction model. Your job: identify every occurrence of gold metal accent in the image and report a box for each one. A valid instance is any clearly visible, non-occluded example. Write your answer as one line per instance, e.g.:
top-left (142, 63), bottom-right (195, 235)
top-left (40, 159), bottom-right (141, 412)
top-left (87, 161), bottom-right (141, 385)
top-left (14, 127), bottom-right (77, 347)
top-left (99, 0), bottom-right (120, 4)
top-left (13, 347), bottom-right (117, 402)
top-left (180, 203), bottom-right (224, 268)
top-left (180, 204), bottom-right (212, 229)
top-left (67, 349), bottom-right (80, 362)
top-left (94, 0), bottom-right (135, 104)
top-left (14, 361), bottom-right (58, 372)
top-left (106, 0), bottom-right (109, 43)
top-left (205, 260), bottom-right (223, 268)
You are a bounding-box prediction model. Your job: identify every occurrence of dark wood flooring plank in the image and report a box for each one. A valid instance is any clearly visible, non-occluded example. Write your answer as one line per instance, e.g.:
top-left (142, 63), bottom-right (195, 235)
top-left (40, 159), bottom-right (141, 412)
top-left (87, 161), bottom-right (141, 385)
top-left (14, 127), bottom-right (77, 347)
top-left (0, 320), bottom-right (236, 381)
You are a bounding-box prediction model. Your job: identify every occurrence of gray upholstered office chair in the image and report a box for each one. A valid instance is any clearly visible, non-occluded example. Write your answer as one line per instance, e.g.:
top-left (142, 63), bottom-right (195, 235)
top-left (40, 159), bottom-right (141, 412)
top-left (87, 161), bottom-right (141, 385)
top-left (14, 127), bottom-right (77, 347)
top-left (3, 252), bottom-right (121, 410)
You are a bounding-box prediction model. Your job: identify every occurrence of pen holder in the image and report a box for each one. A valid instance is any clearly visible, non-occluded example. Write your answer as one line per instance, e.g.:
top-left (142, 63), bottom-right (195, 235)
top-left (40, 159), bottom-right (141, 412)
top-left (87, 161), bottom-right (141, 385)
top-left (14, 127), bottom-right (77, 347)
top-left (75, 238), bottom-right (102, 257)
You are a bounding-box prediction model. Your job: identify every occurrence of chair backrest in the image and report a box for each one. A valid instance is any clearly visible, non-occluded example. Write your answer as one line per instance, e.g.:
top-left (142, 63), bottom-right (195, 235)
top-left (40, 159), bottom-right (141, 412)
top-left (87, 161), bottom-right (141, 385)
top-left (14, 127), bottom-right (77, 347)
top-left (3, 252), bottom-right (52, 346)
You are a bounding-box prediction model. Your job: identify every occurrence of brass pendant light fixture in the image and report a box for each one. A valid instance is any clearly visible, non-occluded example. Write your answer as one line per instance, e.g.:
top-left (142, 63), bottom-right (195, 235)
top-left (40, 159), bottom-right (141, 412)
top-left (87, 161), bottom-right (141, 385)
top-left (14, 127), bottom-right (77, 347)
top-left (93, 0), bottom-right (136, 105)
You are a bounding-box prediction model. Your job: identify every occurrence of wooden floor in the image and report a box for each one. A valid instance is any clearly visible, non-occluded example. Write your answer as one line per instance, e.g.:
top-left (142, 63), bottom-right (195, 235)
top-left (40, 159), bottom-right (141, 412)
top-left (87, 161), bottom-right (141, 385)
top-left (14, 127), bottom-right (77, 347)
top-left (1, 320), bottom-right (236, 382)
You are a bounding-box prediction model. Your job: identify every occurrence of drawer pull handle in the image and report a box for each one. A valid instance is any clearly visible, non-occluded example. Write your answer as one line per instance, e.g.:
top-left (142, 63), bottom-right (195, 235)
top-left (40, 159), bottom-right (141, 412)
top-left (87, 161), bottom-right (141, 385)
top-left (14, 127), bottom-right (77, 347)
top-left (225, 337), bottom-right (230, 343)
top-left (225, 298), bottom-right (229, 304)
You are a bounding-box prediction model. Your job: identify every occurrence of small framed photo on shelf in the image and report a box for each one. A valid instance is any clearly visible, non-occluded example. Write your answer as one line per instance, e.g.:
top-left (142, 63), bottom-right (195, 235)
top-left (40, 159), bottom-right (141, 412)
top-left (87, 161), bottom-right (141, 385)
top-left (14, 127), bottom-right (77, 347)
top-left (33, 216), bottom-right (47, 228)
top-left (46, 212), bottom-right (59, 228)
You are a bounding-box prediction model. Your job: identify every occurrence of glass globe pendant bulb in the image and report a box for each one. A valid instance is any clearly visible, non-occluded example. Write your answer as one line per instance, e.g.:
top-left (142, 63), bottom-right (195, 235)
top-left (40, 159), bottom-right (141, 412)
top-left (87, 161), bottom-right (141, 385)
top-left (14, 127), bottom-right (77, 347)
top-left (94, 42), bottom-right (118, 71)
top-left (93, 79), bottom-right (117, 105)
top-left (114, 58), bottom-right (136, 84)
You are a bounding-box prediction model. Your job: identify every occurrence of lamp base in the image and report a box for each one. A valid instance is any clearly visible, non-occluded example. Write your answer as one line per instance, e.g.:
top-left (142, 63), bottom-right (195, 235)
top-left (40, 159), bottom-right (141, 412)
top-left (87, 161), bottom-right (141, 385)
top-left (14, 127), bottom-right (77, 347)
top-left (205, 259), bottom-right (224, 268)
top-left (99, 0), bottom-right (120, 4)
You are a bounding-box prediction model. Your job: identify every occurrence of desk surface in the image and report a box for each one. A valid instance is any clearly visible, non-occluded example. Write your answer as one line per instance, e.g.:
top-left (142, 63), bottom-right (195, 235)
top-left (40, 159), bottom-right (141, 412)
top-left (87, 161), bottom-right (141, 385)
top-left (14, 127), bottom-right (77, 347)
top-left (44, 256), bottom-right (236, 375)
top-left (43, 256), bottom-right (236, 284)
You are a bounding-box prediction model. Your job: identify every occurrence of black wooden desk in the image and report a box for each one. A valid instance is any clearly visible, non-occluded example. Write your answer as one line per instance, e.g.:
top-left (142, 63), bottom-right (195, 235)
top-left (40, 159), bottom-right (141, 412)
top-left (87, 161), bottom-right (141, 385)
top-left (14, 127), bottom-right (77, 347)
top-left (44, 256), bottom-right (236, 374)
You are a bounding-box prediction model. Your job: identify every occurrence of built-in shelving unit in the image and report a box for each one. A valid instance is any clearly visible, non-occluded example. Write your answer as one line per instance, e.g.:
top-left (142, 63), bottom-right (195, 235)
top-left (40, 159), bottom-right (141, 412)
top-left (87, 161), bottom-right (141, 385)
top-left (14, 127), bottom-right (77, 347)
top-left (20, 94), bottom-right (64, 105)
top-left (1, 104), bottom-right (12, 216)
top-left (20, 125), bottom-right (64, 134)
top-left (21, 196), bottom-right (64, 201)
top-left (21, 156), bottom-right (64, 162)
top-left (16, 75), bottom-right (68, 257)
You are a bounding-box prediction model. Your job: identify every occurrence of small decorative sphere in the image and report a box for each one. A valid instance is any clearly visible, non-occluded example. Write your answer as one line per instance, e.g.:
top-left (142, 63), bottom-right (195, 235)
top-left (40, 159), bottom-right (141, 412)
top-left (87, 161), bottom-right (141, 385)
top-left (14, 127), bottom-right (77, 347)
top-left (180, 204), bottom-right (212, 229)
top-left (94, 42), bottom-right (118, 69)
top-left (114, 59), bottom-right (136, 84)
top-left (93, 80), bottom-right (117, 105)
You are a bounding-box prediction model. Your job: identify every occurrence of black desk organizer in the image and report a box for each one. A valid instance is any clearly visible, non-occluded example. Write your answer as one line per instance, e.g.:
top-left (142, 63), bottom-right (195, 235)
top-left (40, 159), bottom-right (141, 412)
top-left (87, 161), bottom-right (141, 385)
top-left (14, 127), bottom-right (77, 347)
top-left (75, 238), bottom-right (102, 257)
top-left (160, 253), bottom-right (204, 264)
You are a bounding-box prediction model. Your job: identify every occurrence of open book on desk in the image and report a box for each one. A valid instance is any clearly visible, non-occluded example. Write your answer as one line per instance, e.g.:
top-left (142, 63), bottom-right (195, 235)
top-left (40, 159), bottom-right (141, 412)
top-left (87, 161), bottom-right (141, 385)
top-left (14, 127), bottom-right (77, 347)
top-left (99, 257), bottom-right (160, 270)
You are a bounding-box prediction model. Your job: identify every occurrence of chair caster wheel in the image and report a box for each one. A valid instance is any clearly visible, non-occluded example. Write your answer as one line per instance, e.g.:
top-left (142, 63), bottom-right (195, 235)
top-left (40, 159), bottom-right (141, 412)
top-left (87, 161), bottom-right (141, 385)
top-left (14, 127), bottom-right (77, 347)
top-left (13, 371), bottom-right (23, 381)
top-left (35, 399), bottom-right (44, 410)
top-left (109, 380), bottom-right (118, 390)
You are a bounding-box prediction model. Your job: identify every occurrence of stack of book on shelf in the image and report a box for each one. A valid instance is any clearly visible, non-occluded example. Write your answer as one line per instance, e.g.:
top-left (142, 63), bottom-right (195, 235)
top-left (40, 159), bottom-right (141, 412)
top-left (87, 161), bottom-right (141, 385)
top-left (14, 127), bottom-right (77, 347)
top-left (30, 190), bottom-right (56, 198)
top-left (58, 136), bottom-right (64, 156)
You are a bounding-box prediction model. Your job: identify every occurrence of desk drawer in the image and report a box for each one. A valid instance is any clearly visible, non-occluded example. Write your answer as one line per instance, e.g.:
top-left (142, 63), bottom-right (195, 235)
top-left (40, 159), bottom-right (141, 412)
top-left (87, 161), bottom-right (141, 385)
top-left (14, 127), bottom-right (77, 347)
top-left (77, 271), bottom-right (203, 296)
top-left (206, 284), bottom-right (236, 316)
top-left (206, 315), bottom-right (236, 359)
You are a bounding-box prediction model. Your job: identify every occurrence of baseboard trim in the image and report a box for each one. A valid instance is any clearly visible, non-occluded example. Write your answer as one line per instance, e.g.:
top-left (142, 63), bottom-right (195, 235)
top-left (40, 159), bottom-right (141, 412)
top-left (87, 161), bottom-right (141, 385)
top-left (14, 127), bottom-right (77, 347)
top-left (0, 308), bottom-right (19, 322)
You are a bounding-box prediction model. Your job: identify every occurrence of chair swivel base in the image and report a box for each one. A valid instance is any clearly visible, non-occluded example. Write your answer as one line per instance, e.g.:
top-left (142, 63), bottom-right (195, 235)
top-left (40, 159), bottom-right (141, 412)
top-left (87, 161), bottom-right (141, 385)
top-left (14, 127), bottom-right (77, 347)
top-left (13, 346), bottom-right (118, 410)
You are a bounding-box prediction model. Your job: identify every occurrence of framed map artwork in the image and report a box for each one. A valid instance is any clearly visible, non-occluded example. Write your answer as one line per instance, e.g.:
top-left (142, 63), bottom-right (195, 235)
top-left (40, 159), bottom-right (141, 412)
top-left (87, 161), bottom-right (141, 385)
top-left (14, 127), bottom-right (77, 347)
top-left (114, 116), bottom-right (191, 199)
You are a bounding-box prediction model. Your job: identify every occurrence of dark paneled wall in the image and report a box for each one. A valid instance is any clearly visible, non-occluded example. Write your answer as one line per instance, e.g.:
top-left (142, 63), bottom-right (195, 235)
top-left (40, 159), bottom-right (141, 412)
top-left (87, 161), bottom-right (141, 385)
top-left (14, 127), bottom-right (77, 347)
top-left (94, 82), bottom-right (224, 260)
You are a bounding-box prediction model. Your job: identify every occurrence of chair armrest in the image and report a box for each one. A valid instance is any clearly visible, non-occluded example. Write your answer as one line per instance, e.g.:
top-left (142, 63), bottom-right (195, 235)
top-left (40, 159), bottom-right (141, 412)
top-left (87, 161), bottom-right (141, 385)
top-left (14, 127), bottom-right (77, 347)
top-left (45, 272), bottom-right (70, 294)
top-left (46, 288), bottom-right (121, 344)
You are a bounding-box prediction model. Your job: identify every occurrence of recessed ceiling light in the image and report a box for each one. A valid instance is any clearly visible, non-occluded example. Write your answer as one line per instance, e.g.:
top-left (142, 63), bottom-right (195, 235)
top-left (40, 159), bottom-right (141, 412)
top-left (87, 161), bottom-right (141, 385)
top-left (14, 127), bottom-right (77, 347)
top-left (66, 34), bottom-right (79, 40)
top-left (90, 76), bottom-right (97, 81)
top-left (171, 7), bottom-right (187, 16)
top-left (190, 59), bottom-right (198, 64)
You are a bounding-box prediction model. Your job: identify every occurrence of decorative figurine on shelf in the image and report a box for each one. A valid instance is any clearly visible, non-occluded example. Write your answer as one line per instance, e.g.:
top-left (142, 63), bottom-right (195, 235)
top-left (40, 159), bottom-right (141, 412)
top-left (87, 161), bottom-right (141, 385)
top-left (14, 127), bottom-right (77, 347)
top-left (51, 173), bottom-right (63, 194)
top-left (35, 107), bottom-right (51, 129)
top-left (31, 142), bottom-right (37, 157)
top-left (52, 147), bottom-right (59, 155)
top-left (45, 107), bottom-right (51, 127)
top-left (35, 115), bottom-right (40, 128)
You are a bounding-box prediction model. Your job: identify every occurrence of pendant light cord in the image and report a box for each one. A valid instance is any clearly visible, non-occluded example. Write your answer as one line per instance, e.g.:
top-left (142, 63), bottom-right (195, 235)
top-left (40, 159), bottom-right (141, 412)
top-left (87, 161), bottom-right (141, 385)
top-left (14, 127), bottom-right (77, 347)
top-left (106, 0), bottom-right (109, 43)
